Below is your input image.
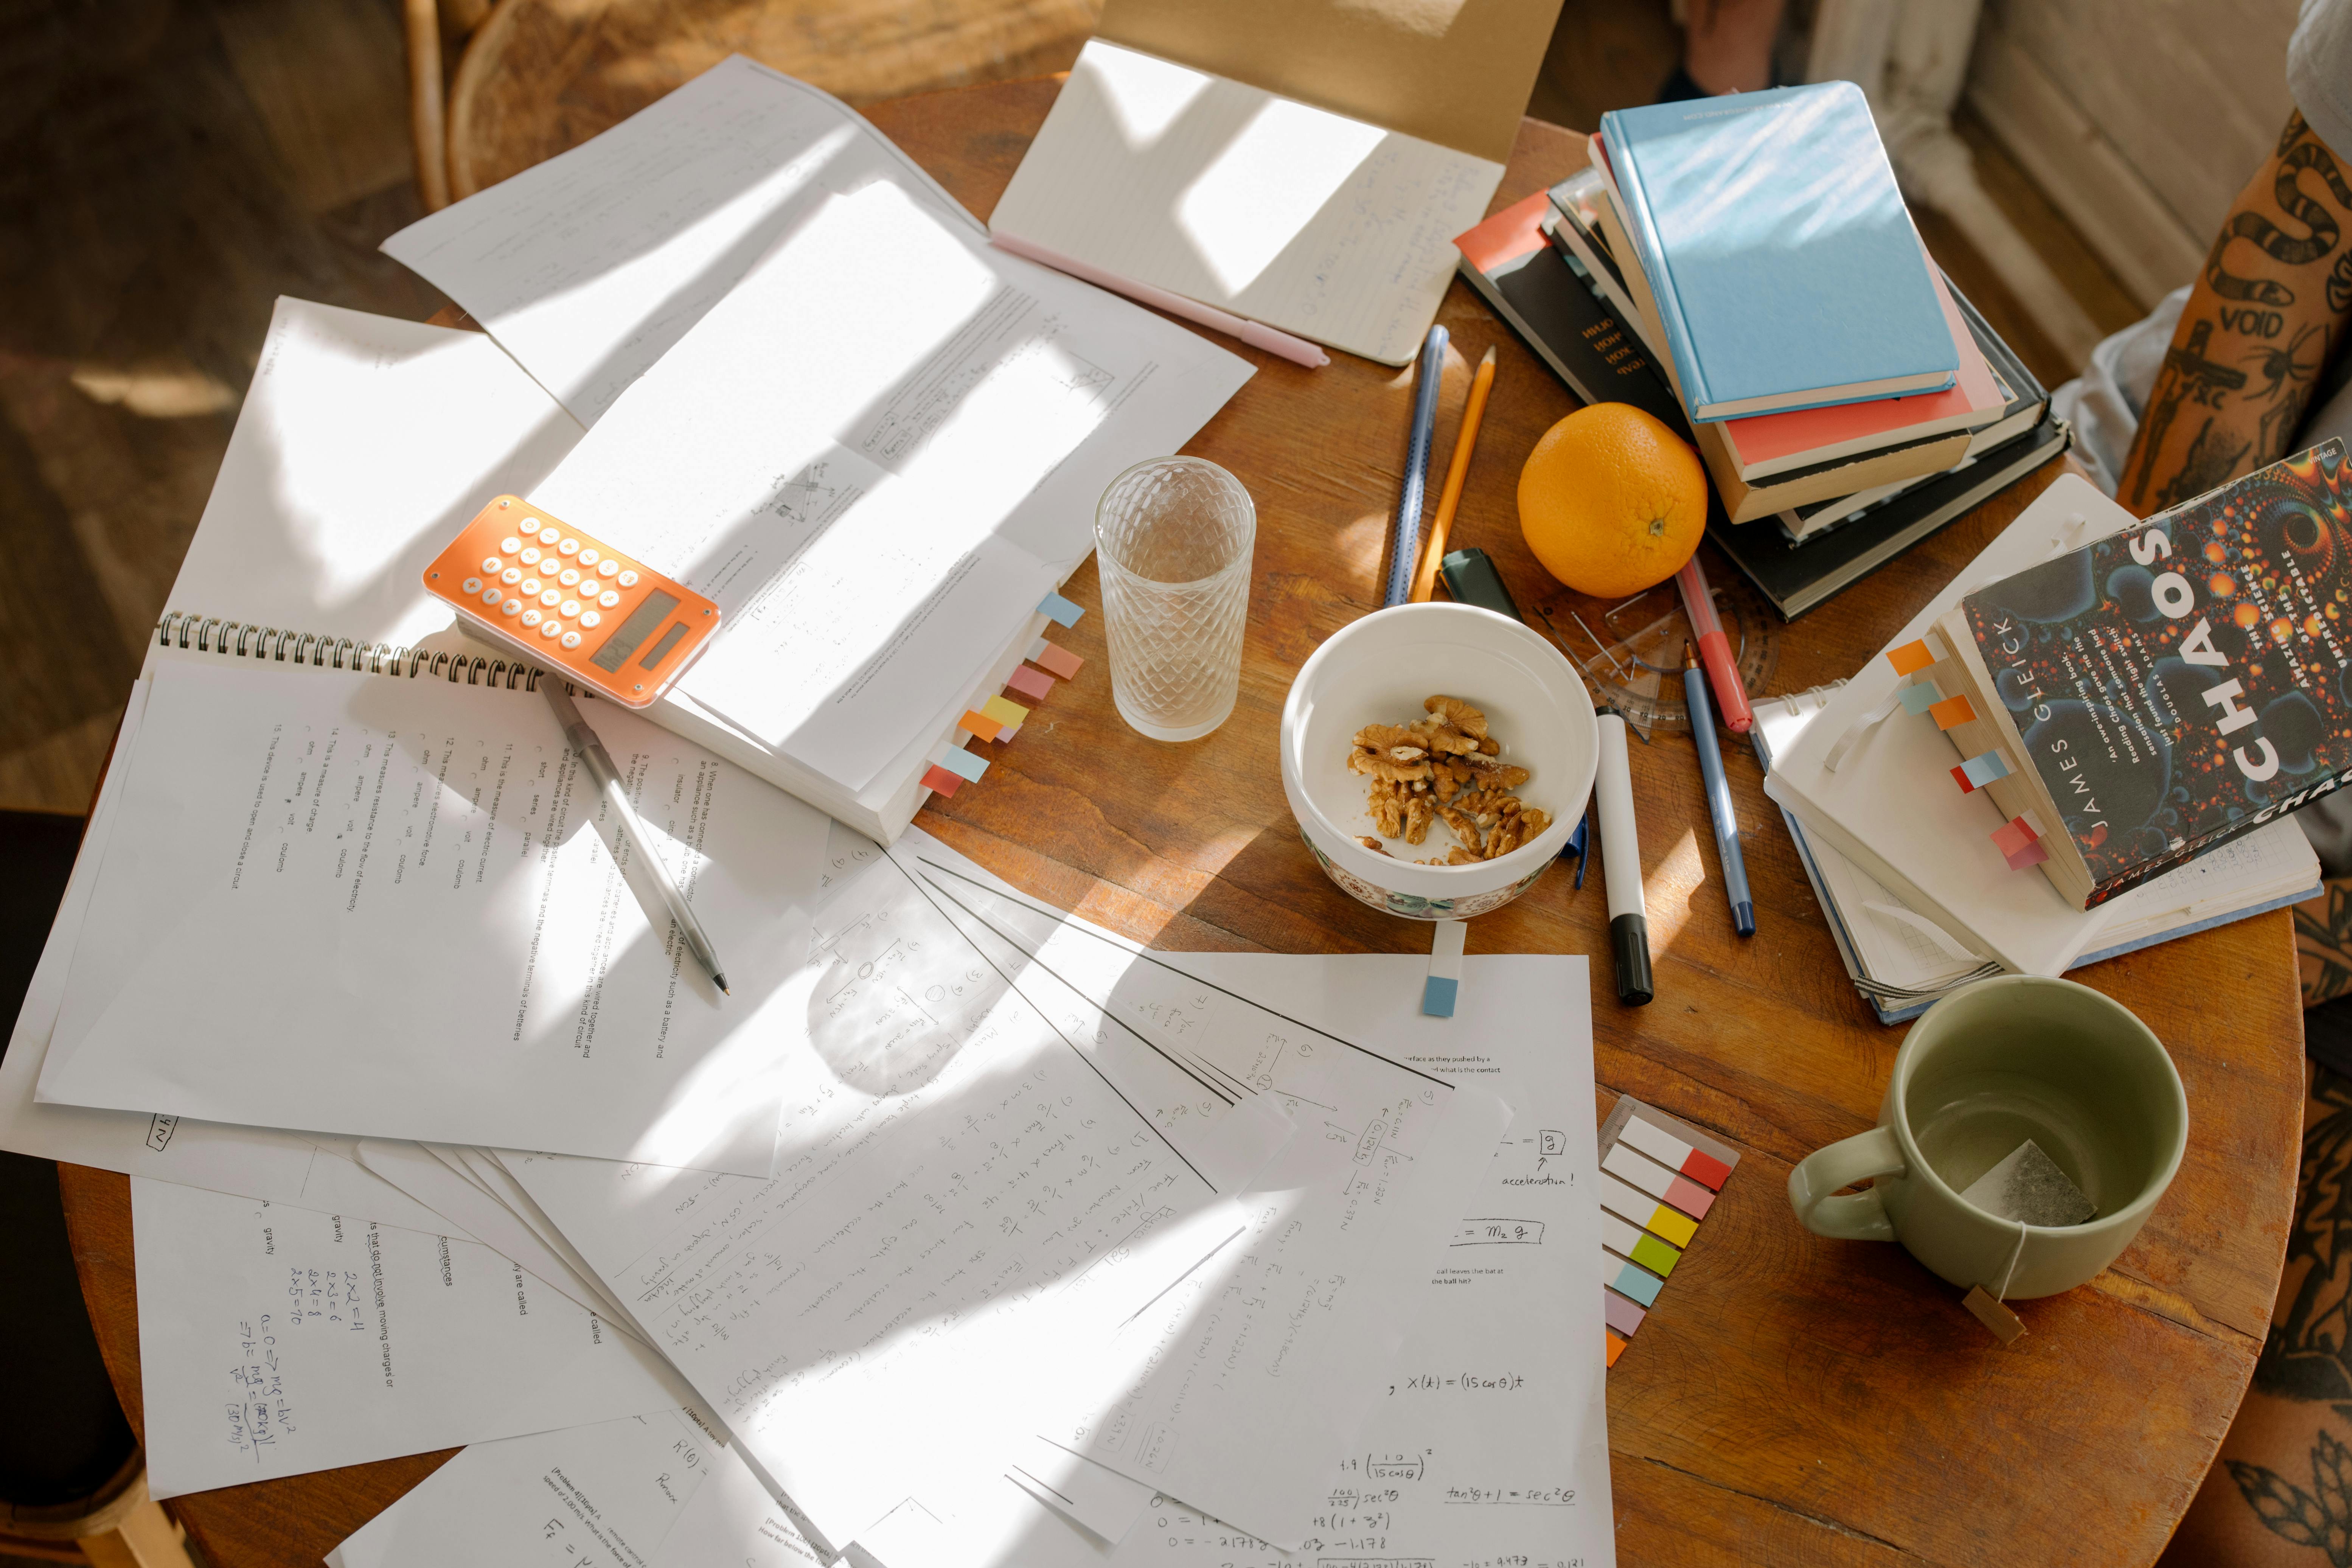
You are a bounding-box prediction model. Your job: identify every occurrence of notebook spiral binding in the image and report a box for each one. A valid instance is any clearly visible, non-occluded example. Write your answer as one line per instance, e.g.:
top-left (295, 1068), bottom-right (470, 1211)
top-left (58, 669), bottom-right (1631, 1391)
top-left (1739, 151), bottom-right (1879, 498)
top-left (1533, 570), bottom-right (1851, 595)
top-left (156, 611), bottom-right (551, 692)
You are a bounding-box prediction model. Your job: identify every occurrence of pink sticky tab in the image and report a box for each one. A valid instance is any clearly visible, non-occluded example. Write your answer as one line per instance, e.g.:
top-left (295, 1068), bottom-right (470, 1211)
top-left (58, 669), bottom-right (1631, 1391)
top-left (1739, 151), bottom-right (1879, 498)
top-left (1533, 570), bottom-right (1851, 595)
top-left (1990, 818), bottom-right (2033, 857)
top-left (1661, 1175), bottom-right (1714, 1220)
top-left (1034, 642), bottom-right (1084, 679)
top-left (1005, 665), bottom-right (1054, 700)
top-left (2005, 838), bottom-right (2051, 870)
top-left (1887, 640), bottom-right (1936, 677)
top-left (920, 765), bottom-right (964, 797)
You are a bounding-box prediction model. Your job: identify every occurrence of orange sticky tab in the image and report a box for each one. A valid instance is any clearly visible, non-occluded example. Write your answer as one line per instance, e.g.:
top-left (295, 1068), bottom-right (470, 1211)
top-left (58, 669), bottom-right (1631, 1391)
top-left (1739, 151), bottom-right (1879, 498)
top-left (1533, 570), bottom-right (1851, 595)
top-left (958, 710), bottom-right (1003, 742)
top-left (1886, 640), bottom-right (1936, 677)
top-left (1928, 694), bottom-right (1977, 730)
top-left (1605, 1330), bottom-right (1628, 1367)
top-left (920, 764), bottom-right (964, 797)
top-left (1034, 642), bottom-right (1084, 679)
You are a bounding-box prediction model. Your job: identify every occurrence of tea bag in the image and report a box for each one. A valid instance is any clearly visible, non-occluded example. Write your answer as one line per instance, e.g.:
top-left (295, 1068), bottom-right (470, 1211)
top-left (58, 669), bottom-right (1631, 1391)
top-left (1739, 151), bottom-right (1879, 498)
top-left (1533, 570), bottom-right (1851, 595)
top-left (1959, 1139), bottom-right (2096, 1227)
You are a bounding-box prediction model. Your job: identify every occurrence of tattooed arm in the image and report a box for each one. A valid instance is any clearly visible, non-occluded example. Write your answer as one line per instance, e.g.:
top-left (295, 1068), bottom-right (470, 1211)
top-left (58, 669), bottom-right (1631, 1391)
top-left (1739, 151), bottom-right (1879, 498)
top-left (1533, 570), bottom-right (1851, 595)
top-left (2117, 111), bottom-right (2352, 517)
top-left (2299, 880), bottom-right (2352, 1009)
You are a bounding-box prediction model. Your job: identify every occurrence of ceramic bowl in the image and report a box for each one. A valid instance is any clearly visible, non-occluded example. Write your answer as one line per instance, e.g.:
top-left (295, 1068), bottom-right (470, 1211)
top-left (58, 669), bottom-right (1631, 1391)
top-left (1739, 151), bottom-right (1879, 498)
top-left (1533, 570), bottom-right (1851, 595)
top-left (1280, 602), bottom-right (1598, 921)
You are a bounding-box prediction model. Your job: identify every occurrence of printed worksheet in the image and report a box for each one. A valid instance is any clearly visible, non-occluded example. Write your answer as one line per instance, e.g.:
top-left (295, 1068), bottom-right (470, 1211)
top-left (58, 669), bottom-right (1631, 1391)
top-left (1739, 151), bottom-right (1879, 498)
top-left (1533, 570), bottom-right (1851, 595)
top-left (856, 929), bottom-right (1616, 1568)
top-left (134, 1180), bottom-right (696, 1498)
top-left (530, 177), bottom-right (1252, 793)
top-left (40, 660), bottom-right (828, 1173)
top-left (327, 1409), bottom-right (823, 1568)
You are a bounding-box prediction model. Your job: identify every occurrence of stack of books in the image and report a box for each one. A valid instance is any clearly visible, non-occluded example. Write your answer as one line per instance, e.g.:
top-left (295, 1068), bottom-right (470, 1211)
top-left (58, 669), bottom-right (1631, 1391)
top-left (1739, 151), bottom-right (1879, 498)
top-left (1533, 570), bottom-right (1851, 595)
top-left (1456, 81), bottom-right (2069, 618)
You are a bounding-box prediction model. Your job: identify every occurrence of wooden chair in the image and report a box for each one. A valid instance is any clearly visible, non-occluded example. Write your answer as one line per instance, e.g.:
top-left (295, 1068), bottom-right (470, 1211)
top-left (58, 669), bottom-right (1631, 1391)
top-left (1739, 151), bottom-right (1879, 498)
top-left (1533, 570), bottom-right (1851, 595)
top-left (402, 0), bottom-right (1101, 210)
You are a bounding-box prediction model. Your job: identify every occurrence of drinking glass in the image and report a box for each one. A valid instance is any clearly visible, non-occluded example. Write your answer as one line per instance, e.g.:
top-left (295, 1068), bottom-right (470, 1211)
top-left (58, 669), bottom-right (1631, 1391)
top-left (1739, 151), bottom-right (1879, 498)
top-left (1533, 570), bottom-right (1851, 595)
top-left (1093, 457), bottom-right (1256, 741)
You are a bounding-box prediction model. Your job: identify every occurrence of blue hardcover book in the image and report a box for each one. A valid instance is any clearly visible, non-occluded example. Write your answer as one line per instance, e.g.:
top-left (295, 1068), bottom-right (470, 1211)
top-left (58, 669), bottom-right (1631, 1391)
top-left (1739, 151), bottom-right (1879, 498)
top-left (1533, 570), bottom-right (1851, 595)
top-left (1596, 82), bottom-right (1957, 420)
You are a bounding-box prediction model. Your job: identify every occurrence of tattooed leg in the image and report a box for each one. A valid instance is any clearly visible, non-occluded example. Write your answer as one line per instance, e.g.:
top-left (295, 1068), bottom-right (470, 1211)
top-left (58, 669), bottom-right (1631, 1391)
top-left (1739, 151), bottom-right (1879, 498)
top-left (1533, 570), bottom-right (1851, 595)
top-left (2119, 111), bottom-right (2352, 517)
top-left (2161, 1065), bottom-right (2352, 1566)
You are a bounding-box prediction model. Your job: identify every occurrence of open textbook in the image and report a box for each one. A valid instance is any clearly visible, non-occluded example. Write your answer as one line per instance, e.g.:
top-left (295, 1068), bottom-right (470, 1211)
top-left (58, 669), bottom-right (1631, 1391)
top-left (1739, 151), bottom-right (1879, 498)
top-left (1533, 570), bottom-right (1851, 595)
top-left (37, 659), bottom-right (830, 1173)
top-left (377, 60), bottom-right (1254, 837)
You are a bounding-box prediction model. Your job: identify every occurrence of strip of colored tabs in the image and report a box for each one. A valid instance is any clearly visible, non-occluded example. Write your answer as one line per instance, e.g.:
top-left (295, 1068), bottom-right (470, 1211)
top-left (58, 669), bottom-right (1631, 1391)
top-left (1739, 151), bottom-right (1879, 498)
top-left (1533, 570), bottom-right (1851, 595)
top-left (1605, 1330), bottom-right (1627, 1367)
top-left (981, 695), bottom-right (1030, 729)
top-left (1601, 1249), bottom-right (1663, 1307)
top-left (1899, 682), bottom-right (1940, 715)
top-left (1032, 640), bottom-right (1084, 678)
top-left (1038, 592), bottom-right (1084, 626)
top-left (1886, 639), bottom-right (1937, 677)
top-left (1602, 1288), bottom-right (1646, 1338)
top-left (1618, 1113), bottom-right (1733, 1190)
top-left (1005, 664), bottom-right (1055, 700)
top-left (959, 710), bottom-right (1003, 741)
top-left (1598, 1172), bottom-right (1699, 1246)
top-left (1928, 694), bottom-right (1977, 729)
top-left (1603, 1143), bottom-right (1715, 1220)
top-left (920, 764), bottom-right (965, 797)
top-left (1601, 1212), bottom-right (1681, 1278)
top-left (934, 747), bottom-right (989, 783)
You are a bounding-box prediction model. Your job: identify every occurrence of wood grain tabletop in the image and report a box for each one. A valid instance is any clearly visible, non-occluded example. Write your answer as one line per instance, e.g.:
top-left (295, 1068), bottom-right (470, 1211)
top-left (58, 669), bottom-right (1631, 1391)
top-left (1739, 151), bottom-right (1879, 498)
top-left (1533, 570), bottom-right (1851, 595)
top-left (59, 75), bottom-right (2303, 1568)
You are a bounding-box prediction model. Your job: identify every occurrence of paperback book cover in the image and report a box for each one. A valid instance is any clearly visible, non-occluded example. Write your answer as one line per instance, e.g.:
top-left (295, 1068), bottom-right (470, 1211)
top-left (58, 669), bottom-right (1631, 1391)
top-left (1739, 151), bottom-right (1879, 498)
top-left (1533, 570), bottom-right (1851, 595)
top-left (1945, 440), bottom-right (2352, 905)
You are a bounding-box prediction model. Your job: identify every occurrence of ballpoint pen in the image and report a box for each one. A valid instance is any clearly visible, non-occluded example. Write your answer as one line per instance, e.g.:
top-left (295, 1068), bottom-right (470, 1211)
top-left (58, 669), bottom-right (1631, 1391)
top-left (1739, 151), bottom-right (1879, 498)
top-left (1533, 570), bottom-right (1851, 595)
top-left (1383, 324), bottom-right (1449, 607)
top-left (1594, 705), bottom-right (1653, 1005)
top-left (1682, 641), bottom-right (1756, 937)
top-left (543, 680), bottom-right (731, 996)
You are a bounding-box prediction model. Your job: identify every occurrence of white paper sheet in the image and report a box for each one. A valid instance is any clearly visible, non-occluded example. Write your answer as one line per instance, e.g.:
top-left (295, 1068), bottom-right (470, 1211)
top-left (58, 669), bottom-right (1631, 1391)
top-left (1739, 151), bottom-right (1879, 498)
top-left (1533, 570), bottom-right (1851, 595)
top-left (134, 1179), bottom-right (696, 1498)
top-left (380, 56), bottom-right (976, 426)
top-left (852, 926), bottom-right (1616, 1568)
top-left (326, 1409), bottom-right (825, 1568)
top-left (162, 297), bottom-right (582, 650)
top-left (989, 40), bottom-right (1503, 365)
top-left (530, 177), bottom-right (1252, 794)
top-left (510, 852), bottom-right (1310, 1549)
top-left (40, 661), bottom-right (828, 1173)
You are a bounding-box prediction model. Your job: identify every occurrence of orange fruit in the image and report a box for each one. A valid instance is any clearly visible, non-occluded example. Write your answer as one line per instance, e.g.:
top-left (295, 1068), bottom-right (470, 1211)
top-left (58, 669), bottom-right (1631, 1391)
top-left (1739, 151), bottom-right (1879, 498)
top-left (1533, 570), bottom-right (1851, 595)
top-left (1517, 404), bottom-right (1709, 599)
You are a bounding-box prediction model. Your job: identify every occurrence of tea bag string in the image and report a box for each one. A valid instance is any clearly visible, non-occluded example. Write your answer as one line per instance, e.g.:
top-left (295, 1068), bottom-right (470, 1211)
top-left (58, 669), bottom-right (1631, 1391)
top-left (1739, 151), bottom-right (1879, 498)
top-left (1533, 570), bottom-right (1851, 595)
top-left (1993, 1219), bottom-right (2029, 1302)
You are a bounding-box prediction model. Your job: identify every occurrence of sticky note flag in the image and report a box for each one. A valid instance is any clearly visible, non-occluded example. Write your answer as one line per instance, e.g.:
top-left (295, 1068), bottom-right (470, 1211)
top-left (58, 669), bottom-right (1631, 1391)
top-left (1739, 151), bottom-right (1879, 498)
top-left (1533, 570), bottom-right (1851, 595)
top-left (1618, 1111), bottom-right (1734, 1191)
top-left (1928, 694), bottom-right (1977, 730)
top-left (1602, 1212), bottom-right (1682, 1279)
top-left (1599, 1173), bottom-right (1699, 1247)
top-left (1990, 815), bottom-right (2040, 859)
top-left (1031, 640), bottom-right (1084, 679)
top-left (1601, 1250), bottom-right (1664, 1307)
top-left (920, 764), bottom-right (965, 797)
top-left (1952, 751), bottom-right (2012, 793)
top-left (1899, 681), bottom-right (1941, 715)
top-left (934, 747), bottom-right (989, 784)
top-left (1005, 665), bottom-right (1055, 701)
top-left (1886, 639), bottom-right (1937, 677)
top-left (981, 696), bottom-right (1030, 730)
top-left (1038, 592), bottom-right (1084, 626)
top-left (1423, 918), bottom-right (1466, 1018)
top-left (959, 710), bottom-right (1003, 742)
top-left (1605, 1330), bottom-right (1628, 1367)
top-left (2005, 837), bottom-right (2051, 871)
top-left (1603, 1142), bottom-right (1715, 1220)
top-left (1602, 1288), bottom-right (1646, 1338)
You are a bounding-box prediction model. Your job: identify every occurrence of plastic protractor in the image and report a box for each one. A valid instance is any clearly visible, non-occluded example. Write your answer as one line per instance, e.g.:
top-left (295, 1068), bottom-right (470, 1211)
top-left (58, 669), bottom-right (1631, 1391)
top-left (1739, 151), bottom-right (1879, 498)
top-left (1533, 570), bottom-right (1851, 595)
top-left (1528, 577), bottom-right (1779, 738)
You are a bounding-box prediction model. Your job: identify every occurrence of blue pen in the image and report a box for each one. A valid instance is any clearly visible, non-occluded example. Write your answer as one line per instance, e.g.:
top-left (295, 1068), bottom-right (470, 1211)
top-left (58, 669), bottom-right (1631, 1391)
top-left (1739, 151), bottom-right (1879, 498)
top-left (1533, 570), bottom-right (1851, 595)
top-left (1381, 324), bottom-right (1449, 607)
top-left (1682, 640), bottom-right (1755, 937)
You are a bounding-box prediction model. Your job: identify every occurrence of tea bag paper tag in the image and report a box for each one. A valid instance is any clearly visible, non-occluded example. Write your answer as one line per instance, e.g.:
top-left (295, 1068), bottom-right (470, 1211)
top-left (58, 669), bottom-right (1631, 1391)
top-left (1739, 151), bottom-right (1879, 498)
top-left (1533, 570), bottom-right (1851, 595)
top-left (1962, 1285), bottom-right (2027, 1346)
top-left (1958, 1139), bottom-right (2096, 1228)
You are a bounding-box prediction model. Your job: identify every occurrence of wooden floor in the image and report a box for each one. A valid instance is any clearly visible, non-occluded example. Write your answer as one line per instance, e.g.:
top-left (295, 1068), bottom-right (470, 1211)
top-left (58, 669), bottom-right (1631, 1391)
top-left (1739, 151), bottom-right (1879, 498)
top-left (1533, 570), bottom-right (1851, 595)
top-left (0, 0), bottom-right (2144, 817)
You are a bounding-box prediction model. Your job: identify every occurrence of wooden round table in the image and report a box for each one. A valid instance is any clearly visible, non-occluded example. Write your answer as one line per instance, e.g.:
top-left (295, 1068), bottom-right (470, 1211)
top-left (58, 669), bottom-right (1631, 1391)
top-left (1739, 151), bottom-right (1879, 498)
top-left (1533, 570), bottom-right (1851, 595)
top-left (59, 76), bottom-right (2302, 1568)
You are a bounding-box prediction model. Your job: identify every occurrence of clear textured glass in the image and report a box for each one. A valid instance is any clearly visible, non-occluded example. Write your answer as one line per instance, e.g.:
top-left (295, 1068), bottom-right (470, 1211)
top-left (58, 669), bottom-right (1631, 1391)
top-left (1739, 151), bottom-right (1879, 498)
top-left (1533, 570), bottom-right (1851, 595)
top-left (1093, 457), bottom-right (1256, 742)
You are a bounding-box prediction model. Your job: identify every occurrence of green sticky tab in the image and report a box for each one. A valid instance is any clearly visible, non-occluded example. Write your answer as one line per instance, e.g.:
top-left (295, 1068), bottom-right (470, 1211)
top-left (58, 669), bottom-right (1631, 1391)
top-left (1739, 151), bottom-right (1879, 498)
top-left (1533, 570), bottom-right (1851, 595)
top-left (1630, 1232), bottom-right (1680, 1279)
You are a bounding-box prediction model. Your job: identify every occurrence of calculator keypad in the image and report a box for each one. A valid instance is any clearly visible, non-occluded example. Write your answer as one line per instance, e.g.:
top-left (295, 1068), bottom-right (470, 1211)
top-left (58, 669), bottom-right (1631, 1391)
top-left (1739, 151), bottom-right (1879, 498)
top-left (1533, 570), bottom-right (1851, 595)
top-left (423, 495), bottom-right (719, 709)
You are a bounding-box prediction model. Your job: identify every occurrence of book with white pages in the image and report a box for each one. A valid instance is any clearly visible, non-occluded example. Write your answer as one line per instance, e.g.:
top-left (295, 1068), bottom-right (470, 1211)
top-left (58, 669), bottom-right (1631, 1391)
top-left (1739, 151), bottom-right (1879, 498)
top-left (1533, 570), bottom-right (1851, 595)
top-left (988, 0), bottom-right (1565, 365)
top-left (1759, 471), bottom-right (2325, 980)
top-left (37, 657), bottom-right (830, 1175)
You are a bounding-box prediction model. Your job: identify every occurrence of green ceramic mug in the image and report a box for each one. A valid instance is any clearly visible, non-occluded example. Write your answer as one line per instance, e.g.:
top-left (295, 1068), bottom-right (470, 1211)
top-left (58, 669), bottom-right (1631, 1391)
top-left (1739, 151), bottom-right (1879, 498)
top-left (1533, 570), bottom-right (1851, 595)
top-left (1786, 975), bottom-right (2188, 1300)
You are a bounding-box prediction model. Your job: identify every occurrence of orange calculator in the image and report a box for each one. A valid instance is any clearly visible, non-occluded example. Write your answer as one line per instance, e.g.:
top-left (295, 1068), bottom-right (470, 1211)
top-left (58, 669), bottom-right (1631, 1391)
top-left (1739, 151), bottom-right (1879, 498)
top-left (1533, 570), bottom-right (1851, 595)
top-left (421, 496), bottom-right (720, 707)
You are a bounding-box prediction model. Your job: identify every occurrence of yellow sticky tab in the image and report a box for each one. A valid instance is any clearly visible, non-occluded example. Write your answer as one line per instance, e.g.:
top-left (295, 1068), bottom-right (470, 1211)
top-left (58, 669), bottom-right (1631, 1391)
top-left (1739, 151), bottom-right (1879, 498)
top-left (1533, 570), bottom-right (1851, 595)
top-left (1645, 1204), bottom-right (1698, 1248)
top-left (1886, 640), bottom-right (1936, 677)
top-left (981, 695), bottom-right (1030, 727)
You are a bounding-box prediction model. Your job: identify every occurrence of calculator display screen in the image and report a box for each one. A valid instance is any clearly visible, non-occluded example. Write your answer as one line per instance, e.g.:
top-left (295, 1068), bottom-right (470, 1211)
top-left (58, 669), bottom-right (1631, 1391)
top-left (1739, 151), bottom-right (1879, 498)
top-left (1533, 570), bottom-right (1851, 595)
top-left (590, 590), bottom-right (680, 672)
top-left (638, 622), bottom-right (691, 670)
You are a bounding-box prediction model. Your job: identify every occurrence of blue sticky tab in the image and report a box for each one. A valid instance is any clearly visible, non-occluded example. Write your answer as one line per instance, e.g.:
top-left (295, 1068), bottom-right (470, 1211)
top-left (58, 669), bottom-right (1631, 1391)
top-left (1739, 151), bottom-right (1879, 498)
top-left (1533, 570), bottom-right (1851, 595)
top-left (1608, 1260), bottom-right (1663, 1307)
top-left (1961, 751), bottom-right (2012, 788)
top-left (1898, 681), bottom-right (1940, 715)
top-left (1421, 976), bottom-right (1459, 1017)
top-left (934, 747), bottom-right (989, 783)
top-left (1038, 592), bottom-right (1084, 626)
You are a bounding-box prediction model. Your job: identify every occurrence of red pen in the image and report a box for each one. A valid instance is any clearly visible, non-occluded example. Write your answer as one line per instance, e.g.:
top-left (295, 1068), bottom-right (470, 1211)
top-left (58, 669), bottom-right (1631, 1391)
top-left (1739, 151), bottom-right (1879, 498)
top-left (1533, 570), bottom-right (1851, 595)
top-left (1673, 555), bottom-right (1752, 733)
